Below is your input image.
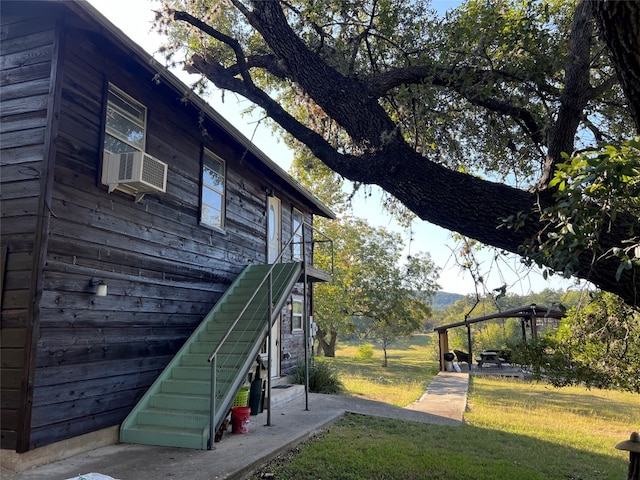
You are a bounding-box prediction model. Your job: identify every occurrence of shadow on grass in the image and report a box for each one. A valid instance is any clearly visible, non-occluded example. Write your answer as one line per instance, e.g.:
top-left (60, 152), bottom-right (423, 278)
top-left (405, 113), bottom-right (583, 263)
top-left (336, 334), bottom-right (434, 355)
top-left (324, 357), bottom-right (439, 386)
top-left (470, 379), bottom-right (639, 423)
top-left (260, 412), bottom-right (628, 480)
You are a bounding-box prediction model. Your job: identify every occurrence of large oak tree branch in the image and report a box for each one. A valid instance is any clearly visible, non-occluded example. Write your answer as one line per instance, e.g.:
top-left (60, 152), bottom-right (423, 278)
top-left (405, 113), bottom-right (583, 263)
top-left (188, 52), bottom-right (638, 306)
top-left (171, 9), bottom-right (290, 79)
top-left (186, 54), bottom-right (343, 165)
top-left (172, 10), bottom-right (256, 87)
top-left (367, 64), bottom-right (561, 99)
top-left (247, 0), bottom-right (398, 149)
top-left (176, 5), bottom-right (548, 147)
top-left (175, 1), bottom-right (639, 306)
top-left (229, 54), bottom-right (288, 79)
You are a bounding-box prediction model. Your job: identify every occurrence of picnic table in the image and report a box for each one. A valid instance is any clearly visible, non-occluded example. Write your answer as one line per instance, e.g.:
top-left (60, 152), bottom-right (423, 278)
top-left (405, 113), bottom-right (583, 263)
top-left (476, 351), bottom-right (505, 368)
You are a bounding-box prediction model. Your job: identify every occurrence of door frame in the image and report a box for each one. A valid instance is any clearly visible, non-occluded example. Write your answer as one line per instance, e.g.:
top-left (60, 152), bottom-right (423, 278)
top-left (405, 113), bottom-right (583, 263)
top-left (267, 196), bottom-right (281, 263)
top-left (267, 195), bottom-right (282, 377)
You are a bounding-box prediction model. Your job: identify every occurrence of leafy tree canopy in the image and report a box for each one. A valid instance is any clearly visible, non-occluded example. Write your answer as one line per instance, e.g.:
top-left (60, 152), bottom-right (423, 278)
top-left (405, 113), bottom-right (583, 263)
top-left (156, 0), bottom-right (640, 307)
top-left (523, 138), bottom-right (640, 282)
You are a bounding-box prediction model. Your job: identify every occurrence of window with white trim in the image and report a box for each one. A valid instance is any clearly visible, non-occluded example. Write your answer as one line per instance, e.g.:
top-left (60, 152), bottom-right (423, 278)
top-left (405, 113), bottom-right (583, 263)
top-left (292, 208), bottom-right (303, 261)
top-left (292, 296), bottom-right (303, 332)
top-left (104, 84), bottom-right (146, 154)
top-left (201, 149), bottom-right (226, 229)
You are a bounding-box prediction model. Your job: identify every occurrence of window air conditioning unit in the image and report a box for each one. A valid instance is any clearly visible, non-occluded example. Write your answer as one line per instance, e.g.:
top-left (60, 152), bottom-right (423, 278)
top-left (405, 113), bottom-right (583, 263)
top-left (102, 151), bottom-right (168, 201)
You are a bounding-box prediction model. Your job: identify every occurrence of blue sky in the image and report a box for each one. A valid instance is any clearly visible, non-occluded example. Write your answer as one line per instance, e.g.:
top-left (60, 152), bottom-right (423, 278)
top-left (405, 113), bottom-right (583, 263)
top-left (86, 0), bottom-right (584, 297)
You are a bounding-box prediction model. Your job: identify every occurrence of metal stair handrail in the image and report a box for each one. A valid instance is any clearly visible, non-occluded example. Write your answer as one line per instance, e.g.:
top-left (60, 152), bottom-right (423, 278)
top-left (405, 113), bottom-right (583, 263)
top-left (208, 221), bottom-right (333, 447)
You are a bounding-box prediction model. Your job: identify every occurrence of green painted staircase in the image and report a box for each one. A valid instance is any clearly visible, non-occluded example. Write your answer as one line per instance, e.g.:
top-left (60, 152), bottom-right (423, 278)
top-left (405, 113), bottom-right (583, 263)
top-left (119, 262), bottom-right (303, 450)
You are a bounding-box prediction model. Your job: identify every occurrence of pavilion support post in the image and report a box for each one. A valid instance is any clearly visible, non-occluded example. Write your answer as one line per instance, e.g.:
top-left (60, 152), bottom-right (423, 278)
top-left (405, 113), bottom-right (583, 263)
top-left (531, 314), bottom-right (538, 339)
top-left (466, 324), bottom-right (472, 368)
top-left (438, 330), bottom-right (449, 372)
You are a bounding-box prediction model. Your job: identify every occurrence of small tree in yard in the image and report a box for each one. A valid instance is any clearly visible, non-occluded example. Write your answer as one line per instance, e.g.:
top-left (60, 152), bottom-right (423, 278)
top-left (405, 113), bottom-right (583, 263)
top-left (311, 217), bottom-right (373, 357)
top-left (313, 218), bottom-right (439, 360)
top-left (357, 252), bottom-right (439, 367)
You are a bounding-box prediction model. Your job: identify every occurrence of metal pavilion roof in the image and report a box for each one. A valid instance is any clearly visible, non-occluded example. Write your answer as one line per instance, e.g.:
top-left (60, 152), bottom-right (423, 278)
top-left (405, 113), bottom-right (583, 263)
top-left (434, 303), bottom-right (565, 332)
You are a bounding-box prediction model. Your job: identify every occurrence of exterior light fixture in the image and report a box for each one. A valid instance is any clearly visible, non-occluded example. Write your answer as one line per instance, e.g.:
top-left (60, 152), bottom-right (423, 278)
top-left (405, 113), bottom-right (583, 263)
top-left (90, 278), bottom-right (107, 297)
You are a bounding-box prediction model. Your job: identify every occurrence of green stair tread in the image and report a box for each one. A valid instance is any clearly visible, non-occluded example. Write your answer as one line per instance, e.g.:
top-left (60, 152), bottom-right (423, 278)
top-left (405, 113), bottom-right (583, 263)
top-left (179, 359), bottom-right (211, 367)
top-left (149, 393), bottom-right (210, 410)
top-left (188, 343), bottom-right (252, 354)
top-left (198, 332), bottom-right (260, 340)
top-left (136, 408), bottom-right (209, 428)
top-left (171, 367), bottom-right (211, 380)
top-left (124, 423), bottom-right (205, 435)
top-left (161, 379), bottom-right (210, 395)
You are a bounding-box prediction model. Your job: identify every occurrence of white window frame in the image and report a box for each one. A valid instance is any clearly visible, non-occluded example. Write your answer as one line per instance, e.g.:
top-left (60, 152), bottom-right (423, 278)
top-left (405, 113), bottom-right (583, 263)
top-left (291, 295), bottom-right (303, 332)
top-left (104, 84), bottom-right (147, 154)
top-left (201, 148), bottom-right (226, 230)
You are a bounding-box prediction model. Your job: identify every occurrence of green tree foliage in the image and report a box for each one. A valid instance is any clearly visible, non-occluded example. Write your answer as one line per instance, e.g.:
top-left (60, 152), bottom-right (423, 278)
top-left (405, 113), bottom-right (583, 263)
top-left (523, 138), bottom-right (640, 282)
top-left (472, 319), bottom-right (521, 353)
top-left (157, 0), bottom-right (640, 306)
top-left (288, 144), bottom-right (440, 361)
top-left (360, 251), bottom-right (440, 367)
top-left (311, 217), bottom-right (372, 357)
top-left (517, 292), bottom-right (640, 393)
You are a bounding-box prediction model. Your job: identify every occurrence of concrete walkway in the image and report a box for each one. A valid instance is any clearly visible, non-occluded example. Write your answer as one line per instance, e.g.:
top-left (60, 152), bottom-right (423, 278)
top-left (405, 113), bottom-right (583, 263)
top-left (405, 371), bottom-right (469, 422)
top-left (8, 371), bottom-right (469, 480)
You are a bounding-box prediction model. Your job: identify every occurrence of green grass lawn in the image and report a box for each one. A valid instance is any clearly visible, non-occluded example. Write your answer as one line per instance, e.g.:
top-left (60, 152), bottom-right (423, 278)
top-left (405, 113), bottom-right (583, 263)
top-left (321, 334), bottom-right (440, 406)
top-left (256, 335), bottom-right (639, 479)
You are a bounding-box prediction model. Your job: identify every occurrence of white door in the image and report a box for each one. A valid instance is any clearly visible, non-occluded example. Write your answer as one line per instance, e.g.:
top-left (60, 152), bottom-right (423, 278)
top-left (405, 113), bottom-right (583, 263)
top-left (267, 196), bottom-right (281, 263)
top-left (269, 315), bottom-right (281, 378)
top-left (267, 196), bottom-right (281, 377)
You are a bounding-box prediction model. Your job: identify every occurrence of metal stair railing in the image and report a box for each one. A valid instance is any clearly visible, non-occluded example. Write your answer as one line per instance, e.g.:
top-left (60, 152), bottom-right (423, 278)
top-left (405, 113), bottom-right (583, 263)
top-left (294, 222), bottom-right (334, 277)
top-left (207, 221), bottom-right (333, 448)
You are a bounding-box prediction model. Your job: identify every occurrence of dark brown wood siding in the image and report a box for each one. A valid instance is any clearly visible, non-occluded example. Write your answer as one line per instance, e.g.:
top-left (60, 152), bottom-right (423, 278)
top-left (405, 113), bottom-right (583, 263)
top-left (24, 9), bottom-right (311, 449)
top-left (0, 3), bottom-right (59, 451)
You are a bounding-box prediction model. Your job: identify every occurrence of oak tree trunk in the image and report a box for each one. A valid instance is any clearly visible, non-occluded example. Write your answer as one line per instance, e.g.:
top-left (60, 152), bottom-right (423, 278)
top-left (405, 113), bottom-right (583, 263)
top-left (316, 328), bottom-right (338, 357)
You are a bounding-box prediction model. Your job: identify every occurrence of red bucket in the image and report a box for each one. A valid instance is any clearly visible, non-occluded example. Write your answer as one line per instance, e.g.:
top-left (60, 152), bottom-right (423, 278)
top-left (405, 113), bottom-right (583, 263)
top-left (231, 406), bottom-right (250, 434)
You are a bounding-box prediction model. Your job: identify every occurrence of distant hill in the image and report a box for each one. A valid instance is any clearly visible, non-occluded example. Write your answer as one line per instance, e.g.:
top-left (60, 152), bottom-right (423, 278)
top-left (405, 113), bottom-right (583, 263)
top-left (432, 291), bottom-right (465, 310)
